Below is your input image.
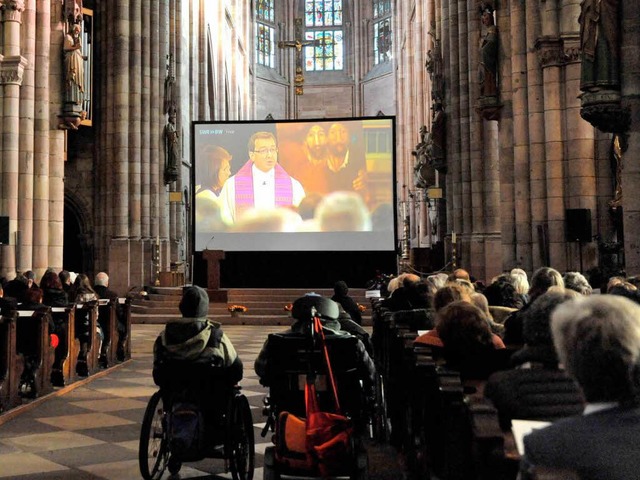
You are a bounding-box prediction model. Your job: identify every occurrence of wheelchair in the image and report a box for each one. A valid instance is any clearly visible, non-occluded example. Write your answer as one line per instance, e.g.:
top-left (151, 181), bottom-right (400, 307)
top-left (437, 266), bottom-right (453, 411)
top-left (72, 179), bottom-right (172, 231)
top-left (259, 295), bottom-right (372, 480)
top-left (139, 360), bottom-right (255, 480)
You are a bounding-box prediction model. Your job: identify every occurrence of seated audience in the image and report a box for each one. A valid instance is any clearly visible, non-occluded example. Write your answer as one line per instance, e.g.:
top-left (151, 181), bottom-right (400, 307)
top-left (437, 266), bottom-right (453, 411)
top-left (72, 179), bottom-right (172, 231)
top-left (503, 267), bottom-right (564, 346)
top-left (331, 280), bottom-right (363, 325)
top-left (3, 274), bottom-right (29, 303)
top-left (470, 292), bottom-right (505, 337)
top-left (448, 268), bottom-right (470, 282)
top-left (40, 270), bottom-right (69, 307)
top-left (435, 301), bottom-right (506, 379)
top-left (484, 291), bottom-right (585, 429)
top-left (520, 295), bottom-right (640, 480)
top-left (0, 283), bottom-right (17, 314)
top-left (69, 273), bottom-right (99, 303)
top-left (415, 287), bottom-right (505, 351)
top-left (563, 271), bottom-right (592, 296)
top-left (58, 270), bottom-right (72, 294)
top-left (608, 281), bottom-right (640, 304)
top-left (483, 275), bottom-right (524, 309)
top-left (336, 303), bottom-right (373, 355)
top-left (510, 268), bottom-right (530, 304)
top-left (379, 273), bottom-right (424, 311)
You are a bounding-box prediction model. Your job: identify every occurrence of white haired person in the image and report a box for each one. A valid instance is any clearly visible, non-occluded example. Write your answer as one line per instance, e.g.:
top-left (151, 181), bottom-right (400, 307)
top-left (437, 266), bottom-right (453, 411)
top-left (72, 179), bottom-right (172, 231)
top-left (520, 295), bottom-right (640, 479)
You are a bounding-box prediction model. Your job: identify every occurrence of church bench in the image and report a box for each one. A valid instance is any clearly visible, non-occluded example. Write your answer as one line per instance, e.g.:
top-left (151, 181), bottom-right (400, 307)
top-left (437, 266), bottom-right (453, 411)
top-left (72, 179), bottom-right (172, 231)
top-left (15, 309), bottom-right (55, 398)
top-left (50, 306), bottom-right (78, 386)
top-left (0, 311), bottom-right (21, 412)
top-left (74, 302), bottom-right (99, 377)
top-left (116, 297), bottom-right (132, 361)
top-left (97, 298), bottom-right (117, 367)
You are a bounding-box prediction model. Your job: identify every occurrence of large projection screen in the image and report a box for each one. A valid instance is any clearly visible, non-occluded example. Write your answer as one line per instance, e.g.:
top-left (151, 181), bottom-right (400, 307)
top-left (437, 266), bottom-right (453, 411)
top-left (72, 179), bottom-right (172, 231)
top-left (192, 117), bottom-right (396, 253)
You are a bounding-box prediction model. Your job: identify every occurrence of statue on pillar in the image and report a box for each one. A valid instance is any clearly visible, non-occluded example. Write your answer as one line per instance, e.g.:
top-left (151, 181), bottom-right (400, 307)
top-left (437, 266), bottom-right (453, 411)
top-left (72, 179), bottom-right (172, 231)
top-left (578, 0), bottom-right (629, 133)
top-left (163, 54), bottom-right (179, 184)
top-left (478, 5), bottom-right (499, 98)
top-left (412, 126), bottom-right (430, 189)
top-left (164, 105), bottom-right (180, 184)
top-left (58, 1), bottom-right (87, 130)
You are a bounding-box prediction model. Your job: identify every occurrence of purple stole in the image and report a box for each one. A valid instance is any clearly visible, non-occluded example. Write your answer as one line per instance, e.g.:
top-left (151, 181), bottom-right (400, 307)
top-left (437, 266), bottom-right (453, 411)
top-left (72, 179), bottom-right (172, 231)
top-left (234, 161), bottom-right (294, 214)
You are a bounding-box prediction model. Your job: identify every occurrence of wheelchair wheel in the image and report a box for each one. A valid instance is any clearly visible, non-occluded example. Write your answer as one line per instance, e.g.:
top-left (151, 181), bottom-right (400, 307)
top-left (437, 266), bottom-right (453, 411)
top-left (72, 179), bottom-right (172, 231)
top-left (263, 446), bottom-right (281, 480)
top-left (139, 391), bottom-right (169, 480)
top-left (226, 392), bottom-right (255, 480)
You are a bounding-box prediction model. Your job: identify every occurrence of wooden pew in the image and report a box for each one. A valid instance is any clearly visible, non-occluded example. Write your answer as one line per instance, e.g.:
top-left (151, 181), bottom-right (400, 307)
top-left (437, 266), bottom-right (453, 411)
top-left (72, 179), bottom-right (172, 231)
top-left (116, 297), bottom-right (132, 361)
top-left (97, 298), bottom-right (117, 367)
top-left (50, 306), bottom-right (78, 386)
top-left (74, 301), bottom-right (99, 377)
top-left (0, 311), bottom-right (21, 412)
top-left (15, 309), bottom-right (54, 398)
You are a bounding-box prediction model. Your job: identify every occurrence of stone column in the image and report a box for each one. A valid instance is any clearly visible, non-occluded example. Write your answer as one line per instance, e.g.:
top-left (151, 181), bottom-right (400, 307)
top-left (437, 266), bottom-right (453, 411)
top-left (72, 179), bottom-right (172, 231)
top-left (16, 1), bottom-right (34, 274)
top-left (47, 0), bottom-right (65, 271)
top-left (0, 0), bottom-right (28, 279)
top-left (33, 0), bottom-right (52, 274)
top-left (458, 0), bottom-right (471, 268)
top-left (510, 0), bottom-right (533, 271)
top-left (525, 0), bottom-right (546, 269)
top-left (621, 0), bottom-right (640, 274)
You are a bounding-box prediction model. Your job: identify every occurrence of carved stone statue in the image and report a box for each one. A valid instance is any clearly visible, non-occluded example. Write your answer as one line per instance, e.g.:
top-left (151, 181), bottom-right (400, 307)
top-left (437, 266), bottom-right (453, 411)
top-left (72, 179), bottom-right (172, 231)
top-left (478, 7), bottom-right (499, 98)
top-left (164, 106), bottom-right (180, 184)
top-left (412, 126), bottom-right (429, 189)
top-left (64, 23), bottom-right (85, 106)
top-left (579, 0), bottom-right (620, 92)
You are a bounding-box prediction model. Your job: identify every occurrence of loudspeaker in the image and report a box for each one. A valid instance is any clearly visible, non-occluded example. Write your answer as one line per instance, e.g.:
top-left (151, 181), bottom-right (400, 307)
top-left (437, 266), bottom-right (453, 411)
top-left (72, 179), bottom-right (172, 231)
top-left (565, 209), bottom-right (592, 243)
top-left (0, 216), bottom-right (8, 245)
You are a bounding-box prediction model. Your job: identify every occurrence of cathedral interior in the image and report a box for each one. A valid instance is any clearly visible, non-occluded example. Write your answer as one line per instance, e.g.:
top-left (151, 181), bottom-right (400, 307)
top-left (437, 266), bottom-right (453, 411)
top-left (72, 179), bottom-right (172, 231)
top-left (0, 0), bottom-right (638, 290)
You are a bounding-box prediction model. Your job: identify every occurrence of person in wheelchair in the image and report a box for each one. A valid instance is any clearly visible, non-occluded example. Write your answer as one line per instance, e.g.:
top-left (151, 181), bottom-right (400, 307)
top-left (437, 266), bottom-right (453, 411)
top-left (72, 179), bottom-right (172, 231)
top-left (153, 285), bottom-right (243, 388)
top-left (255, 293), bottom-right (376, 402)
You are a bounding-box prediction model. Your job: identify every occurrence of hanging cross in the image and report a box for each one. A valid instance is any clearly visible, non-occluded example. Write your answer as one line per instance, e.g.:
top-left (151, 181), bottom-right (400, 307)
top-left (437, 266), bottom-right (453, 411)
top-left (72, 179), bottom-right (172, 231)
top-left (278, 18), bottom-right (331, 95)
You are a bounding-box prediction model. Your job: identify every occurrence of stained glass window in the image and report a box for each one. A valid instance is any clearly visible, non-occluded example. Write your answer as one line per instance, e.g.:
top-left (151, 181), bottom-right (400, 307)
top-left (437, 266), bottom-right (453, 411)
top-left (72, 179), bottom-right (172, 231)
top-left (373, 1), bottom-right (392, 65)
top-left (256, 0), bottom-right (275, 68)
top-left (304, 0), bottom-right (343, 71)
top-left (257, 0), bottom-right (275, 22)
top-left (373, 0), bottom-right (391, 19)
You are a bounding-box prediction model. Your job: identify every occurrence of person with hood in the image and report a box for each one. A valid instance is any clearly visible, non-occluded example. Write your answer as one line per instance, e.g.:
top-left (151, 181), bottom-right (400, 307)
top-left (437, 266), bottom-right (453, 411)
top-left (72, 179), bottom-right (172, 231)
top-left (331, 280), bottom-right (362, 325)
top-left (153, 285), bottom-right (243, 387)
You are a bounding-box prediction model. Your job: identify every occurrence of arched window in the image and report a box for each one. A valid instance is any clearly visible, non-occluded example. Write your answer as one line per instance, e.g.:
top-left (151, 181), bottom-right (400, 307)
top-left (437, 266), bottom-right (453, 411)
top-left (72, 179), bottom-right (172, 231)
top-left (373, 0), bottom-right (392, 64)
top-left (304, 0), bottom-right (344, 71)
top-left (256, 0), bottom-right (276, 67)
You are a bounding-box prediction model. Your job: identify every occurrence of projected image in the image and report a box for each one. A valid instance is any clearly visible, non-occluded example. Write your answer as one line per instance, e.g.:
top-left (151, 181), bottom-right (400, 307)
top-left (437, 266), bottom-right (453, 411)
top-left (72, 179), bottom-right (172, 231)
top-left (193, 117), bottom-right (396, 252)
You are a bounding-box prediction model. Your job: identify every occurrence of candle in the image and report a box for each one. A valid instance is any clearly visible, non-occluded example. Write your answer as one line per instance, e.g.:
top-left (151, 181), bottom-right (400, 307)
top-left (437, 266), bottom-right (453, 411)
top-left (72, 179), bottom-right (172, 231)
top-left (452, 232), bottom-right (456, 243)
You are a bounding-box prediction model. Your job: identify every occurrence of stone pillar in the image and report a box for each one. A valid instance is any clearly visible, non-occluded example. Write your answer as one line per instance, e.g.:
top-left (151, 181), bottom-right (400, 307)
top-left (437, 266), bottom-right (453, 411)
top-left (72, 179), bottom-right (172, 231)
top-left (621, 0), bottom-right (640, 274)
top-left (536, 34), bottom-right (566, 271)
top-left (446, 0), bottom-right (461, 245)
top-left (458, 0), bottom-right (471, 270)
top-left (17, 0), bottom-right (34, 273)
top-left (0, 0), bottom-right (28, 279)
top-left (510, 0), bottom-right (533, 271)
top-left (33, 0), bottom-right (52, 274)
top-left (48, 0), bottom-right (65, 272)
top-left (525, 0), bottom-right (547, 268)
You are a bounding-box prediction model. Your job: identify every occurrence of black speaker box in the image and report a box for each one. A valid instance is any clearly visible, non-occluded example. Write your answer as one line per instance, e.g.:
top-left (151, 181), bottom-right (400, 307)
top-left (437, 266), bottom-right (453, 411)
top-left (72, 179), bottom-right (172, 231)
top-left (565, 209), bottom-right (592, 243)
top-left (0, 216), bottom-right (8, 245)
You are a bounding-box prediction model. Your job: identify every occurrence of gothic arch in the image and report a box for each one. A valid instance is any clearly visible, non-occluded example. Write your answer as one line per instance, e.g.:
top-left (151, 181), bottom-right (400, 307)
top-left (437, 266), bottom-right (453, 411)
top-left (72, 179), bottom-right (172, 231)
top-left (63, 191), bottom-right (94, 277)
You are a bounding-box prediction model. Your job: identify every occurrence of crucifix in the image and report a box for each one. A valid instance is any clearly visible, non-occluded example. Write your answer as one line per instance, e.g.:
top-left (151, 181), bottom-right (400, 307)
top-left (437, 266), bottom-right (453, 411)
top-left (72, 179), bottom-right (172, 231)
top-left (278, 18), bottom-right (331, 95)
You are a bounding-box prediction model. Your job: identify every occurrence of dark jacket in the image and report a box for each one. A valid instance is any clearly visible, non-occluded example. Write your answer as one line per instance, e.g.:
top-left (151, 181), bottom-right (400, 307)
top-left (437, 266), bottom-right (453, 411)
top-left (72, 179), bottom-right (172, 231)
top-left (521, 406), bottom-right (640, 480)
top-left (331, 281), bottom-right (363, 325)
top-left (42, 288), bottom-right (69, 307)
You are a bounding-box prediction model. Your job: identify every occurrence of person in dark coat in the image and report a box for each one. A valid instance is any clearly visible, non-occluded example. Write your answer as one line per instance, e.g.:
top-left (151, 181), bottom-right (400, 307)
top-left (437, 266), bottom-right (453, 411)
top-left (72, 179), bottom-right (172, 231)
top-left (520, 295), bottom-right (640, 480)
top-left (331, 280), bottom-right (363, 325)
top-left (40, 270), bottom-right (70, 307)
top-left (484, 291), bottom-right (585, 429)
top-left (153, 285), bottom-right (243, 387)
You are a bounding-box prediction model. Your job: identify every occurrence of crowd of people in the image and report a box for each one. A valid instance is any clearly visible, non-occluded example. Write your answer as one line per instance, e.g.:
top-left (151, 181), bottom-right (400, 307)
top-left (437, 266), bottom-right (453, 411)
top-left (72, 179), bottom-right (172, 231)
top-left (0, 270), bottom-right (122, 397)
top-left (374, 266), bottom-right (640, 479)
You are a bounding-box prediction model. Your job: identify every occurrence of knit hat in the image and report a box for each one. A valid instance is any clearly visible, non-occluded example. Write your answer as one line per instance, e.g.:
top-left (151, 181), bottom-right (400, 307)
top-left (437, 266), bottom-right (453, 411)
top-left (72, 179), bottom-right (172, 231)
top-left (334, 280), bottom-right (349, 296)
top-left (179, 285), bottom-right (209, 318)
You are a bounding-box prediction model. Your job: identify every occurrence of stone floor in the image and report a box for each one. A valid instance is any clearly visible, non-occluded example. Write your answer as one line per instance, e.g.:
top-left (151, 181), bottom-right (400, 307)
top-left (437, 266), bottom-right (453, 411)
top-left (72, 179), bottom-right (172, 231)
top-left (0, 324), bottom-right (404, 479)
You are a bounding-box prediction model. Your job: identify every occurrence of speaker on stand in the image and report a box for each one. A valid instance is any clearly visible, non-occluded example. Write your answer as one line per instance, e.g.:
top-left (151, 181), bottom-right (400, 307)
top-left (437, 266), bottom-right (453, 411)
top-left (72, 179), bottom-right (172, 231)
top-left (565, 209), bottom-right (592, 272)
